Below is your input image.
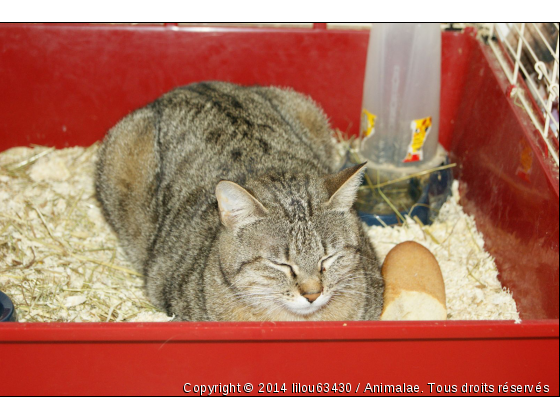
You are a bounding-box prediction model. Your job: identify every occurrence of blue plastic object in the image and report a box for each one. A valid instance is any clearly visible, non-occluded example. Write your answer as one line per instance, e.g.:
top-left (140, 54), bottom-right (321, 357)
top-left (0, 291), bottom-right (16, 322)
top-left (343, 153), bottom-right (453, 227)
top-left (358, 165), bottom-right (452, 226)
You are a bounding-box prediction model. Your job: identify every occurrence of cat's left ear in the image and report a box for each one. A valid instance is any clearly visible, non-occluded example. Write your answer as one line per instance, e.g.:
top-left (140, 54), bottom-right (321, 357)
top-left (323, 162), bottom-right (367, 212)
top-left (215, 181), bottom-right (268, 231)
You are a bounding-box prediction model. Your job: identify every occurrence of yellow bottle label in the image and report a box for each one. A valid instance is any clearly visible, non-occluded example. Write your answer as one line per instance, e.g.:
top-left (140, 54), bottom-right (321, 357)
top-left (361, 109), bottom-right (377, 138)
top-left (403, 116), bottom-right (432, 163)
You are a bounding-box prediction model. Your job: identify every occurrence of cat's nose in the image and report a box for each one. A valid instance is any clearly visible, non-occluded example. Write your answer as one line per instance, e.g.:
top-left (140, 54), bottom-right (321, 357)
top-left (299, 279), bottom-right (322, 303)
top-left (303, 292), bottom-right (321, 303)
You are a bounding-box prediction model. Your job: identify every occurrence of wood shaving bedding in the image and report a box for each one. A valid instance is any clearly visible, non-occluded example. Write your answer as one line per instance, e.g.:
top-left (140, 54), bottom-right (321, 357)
top-left (0, 144), bottom-right (519, 322)
top-left (0, 144), bottom-right (172, 322)
top-left (367, 182), bottom-right (520, 321)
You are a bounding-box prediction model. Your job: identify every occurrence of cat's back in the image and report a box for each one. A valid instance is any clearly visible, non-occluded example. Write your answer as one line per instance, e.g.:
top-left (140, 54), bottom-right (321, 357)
top-left (152, 82), bottom-right (337, 187)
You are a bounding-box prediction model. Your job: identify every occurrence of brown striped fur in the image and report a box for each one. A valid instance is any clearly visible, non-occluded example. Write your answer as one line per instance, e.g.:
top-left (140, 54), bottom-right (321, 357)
top-left (96, 82), bottom-right (383, 321)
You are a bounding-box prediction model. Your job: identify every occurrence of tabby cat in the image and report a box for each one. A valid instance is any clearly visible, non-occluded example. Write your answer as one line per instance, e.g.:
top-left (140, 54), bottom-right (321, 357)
top-left (96, 82), bottom-right (384, 321)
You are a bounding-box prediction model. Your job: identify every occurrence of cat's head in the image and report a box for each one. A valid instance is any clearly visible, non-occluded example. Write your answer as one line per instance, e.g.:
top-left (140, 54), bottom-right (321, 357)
top-left (215, 163), bottom-right (371, 320)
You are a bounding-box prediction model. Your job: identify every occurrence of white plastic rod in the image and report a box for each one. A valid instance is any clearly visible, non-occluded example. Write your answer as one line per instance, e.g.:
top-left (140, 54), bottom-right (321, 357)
top-left (543, 35), bottom-right (559, 138)
top-left (512, 23), bottom-right (525, 85)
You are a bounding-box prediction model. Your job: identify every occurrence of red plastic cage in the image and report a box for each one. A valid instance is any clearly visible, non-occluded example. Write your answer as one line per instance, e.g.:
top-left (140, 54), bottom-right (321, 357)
top-left (0, 23), bottom-right (558, 396)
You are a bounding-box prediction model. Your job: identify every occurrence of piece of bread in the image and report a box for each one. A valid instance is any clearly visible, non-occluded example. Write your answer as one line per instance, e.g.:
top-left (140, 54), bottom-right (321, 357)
top-left (381, 241), bottom-right (447, 321)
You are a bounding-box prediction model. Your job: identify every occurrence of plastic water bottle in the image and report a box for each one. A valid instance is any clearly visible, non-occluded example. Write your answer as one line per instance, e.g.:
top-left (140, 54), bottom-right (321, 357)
top-left (360, 23), bottom-right (443, 177)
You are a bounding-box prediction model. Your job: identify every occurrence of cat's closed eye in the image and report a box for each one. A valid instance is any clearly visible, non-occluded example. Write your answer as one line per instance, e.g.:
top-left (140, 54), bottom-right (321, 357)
top-left (269, 260), bottom-right (296, 277)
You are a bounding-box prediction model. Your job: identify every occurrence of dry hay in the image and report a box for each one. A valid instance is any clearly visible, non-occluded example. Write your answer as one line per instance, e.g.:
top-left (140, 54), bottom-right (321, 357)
top-left (0, 141), bottom-right (519, 322)
top-left (0, 144), bottom-right (171, 322)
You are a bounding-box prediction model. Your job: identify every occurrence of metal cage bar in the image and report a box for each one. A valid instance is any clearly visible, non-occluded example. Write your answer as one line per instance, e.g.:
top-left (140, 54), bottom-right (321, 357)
top-left (485, 23), bottom-right (559, 167)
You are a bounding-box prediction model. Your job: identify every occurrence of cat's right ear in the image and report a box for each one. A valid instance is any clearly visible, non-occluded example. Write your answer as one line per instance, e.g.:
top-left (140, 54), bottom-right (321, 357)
top-left (215, 181), bottom-right (268, 231)
top-left (323, 162), bottom-right (367, 212)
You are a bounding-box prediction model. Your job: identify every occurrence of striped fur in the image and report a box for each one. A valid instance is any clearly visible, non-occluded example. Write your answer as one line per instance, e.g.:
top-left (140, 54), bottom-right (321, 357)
top-left (96, 82), bottom-right (383, 321)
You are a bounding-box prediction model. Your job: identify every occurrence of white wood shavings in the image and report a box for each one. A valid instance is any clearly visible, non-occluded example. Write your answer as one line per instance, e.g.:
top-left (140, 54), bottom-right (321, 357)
top-left (29, 153), bottom-right (71, 182)
top-left (64, 295), bottom-right (87, 307)
top-left (0, 145), bottom-right (173, 323)
top-left (0, 144), bottom-right (519, 322)
top-left (367, 181), bottom-right (520, 321)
